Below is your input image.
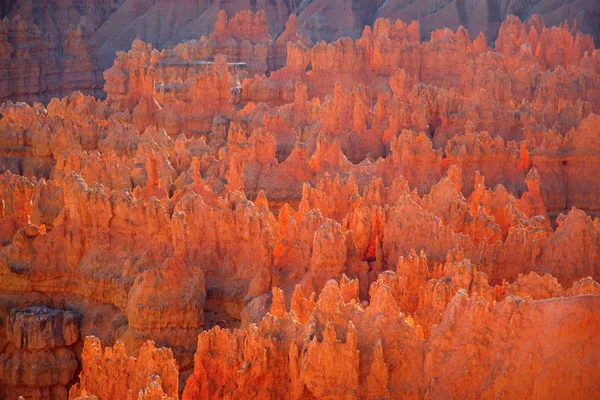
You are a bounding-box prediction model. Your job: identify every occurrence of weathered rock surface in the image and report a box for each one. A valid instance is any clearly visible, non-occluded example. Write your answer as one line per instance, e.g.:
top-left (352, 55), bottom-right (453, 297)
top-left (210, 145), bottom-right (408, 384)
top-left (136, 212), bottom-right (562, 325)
top-left (0, 16), bottom-right (103, 104)
top-left (0, 9), bottom-right (597, 400)
top-left (0, 307), bottom-right (80, 400)
top-left (180, 276), bottom-right (600, 399)
top-left (69, 336), bottom-right (178, 400)
top-left (2, 0), bottom-right (600, 102)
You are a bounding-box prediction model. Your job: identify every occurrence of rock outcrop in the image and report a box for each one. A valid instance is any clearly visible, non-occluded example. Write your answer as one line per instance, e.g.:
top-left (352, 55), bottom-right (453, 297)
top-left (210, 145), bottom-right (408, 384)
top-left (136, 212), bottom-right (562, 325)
top-left (0, 16), bottom-right (103, 104)
top-left (181, 276), bottom-right (600, 399)
top-left (2, 1), bottom-right (600, 103)
top-left (0, 9), bottom-right (597, 400)
top-left (69, 336), bottom-right (178, 400)
top-left (0, 307), bottom-right (79, 400)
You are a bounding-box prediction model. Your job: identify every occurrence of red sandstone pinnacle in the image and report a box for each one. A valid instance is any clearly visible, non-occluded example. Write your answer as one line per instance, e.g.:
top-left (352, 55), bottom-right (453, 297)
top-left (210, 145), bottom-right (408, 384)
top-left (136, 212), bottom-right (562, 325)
top-left (0, 9), bottom-right (598, 400)
top-left (69, 336), bottom-right (178, 400)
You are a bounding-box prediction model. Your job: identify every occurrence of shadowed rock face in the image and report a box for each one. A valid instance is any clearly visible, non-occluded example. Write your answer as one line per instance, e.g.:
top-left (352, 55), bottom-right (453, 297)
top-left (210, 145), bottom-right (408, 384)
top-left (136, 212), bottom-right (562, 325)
top-left (0, 307), bottom-right (80, 400)
top-left (0, 7), bottom-right (599, 400)
top-left (0, 16), bottom-right (104, 104)
top-left (6, 306), bottom-right (79, 350)
top-left (1, 0), bottom-right (599, 104)
top-left (4, 0), bottom-right (598, 48)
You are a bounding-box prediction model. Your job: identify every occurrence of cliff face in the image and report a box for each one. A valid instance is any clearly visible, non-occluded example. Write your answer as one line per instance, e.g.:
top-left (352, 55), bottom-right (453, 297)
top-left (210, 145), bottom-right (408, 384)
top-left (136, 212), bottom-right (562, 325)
top-left (0, 307), bottom-right (79, 400)
top-left (0, 10), bottom-right (599, 400)
top-left (2, 0), bottom-right (600, 104)
top-left (376, 0), bottom-right (600, 45)
top-left (0, 16), bottom-right (104, 104)
top-left (4, 0), bottom-right (598, 53)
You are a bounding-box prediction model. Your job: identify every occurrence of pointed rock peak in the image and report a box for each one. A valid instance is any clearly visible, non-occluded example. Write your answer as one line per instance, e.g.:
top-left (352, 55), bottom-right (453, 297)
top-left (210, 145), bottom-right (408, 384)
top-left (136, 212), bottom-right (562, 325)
top-left (270, 286), bottom-right (285, 318)
top-left (284, 140), bottom-right (309, 165)
top-left (315, 279), bottom-right (344, 314)
top-left (340, 274), bottom-right (359, 303)
top-left (368, 282), bottom-right (400, 316)
top-left (255, 190), bottom-right (269, 212)
top-left (322, 322), bottom-right (338, 343)
top-left (525, 168), bottom-right (540, 192)
top-left (346, 321), bottom-right (358, 347)
top-left (474, 170), bottom-right (485, 188)
top-left (278, 203), bottom-right (294, 224)
top-left (518, 142), bottom-right (532, 170)
top-left (215, 10), bottom-right (228, 34)
top-left (227, 123), bottom-right (247, 144)
top-left (557, 207), bottom-right (598, 234)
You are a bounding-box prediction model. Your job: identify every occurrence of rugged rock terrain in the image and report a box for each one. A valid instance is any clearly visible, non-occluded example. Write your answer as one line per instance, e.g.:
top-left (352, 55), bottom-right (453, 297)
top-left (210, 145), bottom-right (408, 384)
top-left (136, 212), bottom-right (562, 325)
top-left (0, 15), bottom-right (104, 104)
top-left (1, 0), bottom-right (600, 103)
top-left (0, 8), bottom-right (599, 400)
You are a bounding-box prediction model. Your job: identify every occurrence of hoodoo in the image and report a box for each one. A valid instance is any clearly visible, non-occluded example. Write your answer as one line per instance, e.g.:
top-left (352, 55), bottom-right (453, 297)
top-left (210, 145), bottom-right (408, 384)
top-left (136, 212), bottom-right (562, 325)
top-left (0, 3), bottom-right (599, 400)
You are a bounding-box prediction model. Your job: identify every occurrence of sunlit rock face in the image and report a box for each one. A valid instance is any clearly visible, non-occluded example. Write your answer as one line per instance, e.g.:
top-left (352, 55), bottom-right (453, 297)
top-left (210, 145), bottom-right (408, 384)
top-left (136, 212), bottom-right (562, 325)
top-left (0, 7), bottom-right (599, 400)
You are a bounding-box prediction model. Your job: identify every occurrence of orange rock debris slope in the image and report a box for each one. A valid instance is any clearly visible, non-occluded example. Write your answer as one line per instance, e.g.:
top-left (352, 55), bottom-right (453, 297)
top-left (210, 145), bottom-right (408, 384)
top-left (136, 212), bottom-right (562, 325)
top-left (0, 10), bottom-right (599, 400)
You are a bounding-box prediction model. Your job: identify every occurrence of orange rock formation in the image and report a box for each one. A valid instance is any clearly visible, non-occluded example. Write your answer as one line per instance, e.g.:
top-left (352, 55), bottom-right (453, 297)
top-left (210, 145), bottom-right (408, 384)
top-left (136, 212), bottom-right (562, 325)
top-left (0, 16), bottom-right (103, 104)
top-left (3, 0), bottom-right (600, 102)
top-left (0, 9), bottom-right (599, 400)
top-left (0, 307), bottom-right (79, 400)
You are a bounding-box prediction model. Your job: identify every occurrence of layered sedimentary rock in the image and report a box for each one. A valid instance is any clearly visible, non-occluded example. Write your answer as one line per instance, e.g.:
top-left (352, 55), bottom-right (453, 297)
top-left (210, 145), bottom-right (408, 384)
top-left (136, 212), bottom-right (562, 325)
top-left (376, 0), bottom-right (600, 45)
top-left (0, 10), bottom-right (598, 400)
top-left (3, 0), bottom-right (600, 103)
top-left (4, 0), bottom-right (598, 58)
top-left (0, 16), bottom-right (104, 104)
top-left (0, 307), bottom-right (79, 400)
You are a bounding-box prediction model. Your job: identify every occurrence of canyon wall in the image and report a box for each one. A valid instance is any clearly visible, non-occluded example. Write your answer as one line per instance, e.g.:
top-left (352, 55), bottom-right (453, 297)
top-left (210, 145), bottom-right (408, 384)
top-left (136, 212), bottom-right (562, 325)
top-left (0, 16), bottom-right (104, 104)
top-left (1, 0), bottom-right (599, 103)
